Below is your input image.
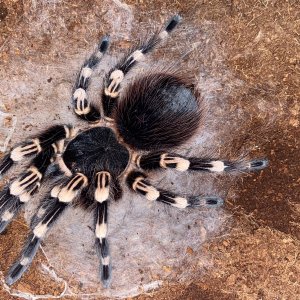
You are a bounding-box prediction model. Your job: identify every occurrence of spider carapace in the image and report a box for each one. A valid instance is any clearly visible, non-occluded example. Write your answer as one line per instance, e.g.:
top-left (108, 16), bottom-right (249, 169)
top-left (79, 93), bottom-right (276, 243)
top-left (0, 15), bottom-right (268, 287)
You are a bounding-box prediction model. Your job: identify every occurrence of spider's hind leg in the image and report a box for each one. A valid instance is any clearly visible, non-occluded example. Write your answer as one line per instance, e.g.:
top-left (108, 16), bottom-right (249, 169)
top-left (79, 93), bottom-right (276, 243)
top-left (102, 15), bottom-right (181, 119)
top-left (126, 170), bottom-right (224, 209)
top-left (136, 152), bottom-right (268, 173)
top-left (5, 172), bottom-right (88, 285)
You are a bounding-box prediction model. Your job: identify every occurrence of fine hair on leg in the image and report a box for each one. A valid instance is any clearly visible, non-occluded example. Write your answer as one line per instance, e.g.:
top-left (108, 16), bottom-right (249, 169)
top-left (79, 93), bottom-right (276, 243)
top-left (136, 152), bottom-right (269, 173)
top-left (5, 173), bottom-right (88, 285)
top-left (0, 125), bottom-right (75, 177)
top-left (73, 36), bottom-right (109, 122)
top-left (126, 170), bottom-right (224, 208)
top-left (0, 145), bottom-right (58, 233)
top-left (102, 15), bottom-right (182, 119)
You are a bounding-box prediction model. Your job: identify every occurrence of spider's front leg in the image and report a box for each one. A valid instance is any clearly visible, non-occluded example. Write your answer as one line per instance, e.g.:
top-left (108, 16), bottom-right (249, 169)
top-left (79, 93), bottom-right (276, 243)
top-left (72, 36), bottom-right (109, 122)
top-left (5, 172), bottom-right (88, 285)
top-left (126, 170), bottom-right (224, 209)
top-left (102, 15), bottom-right (181, 119)
top-left (135, 152), bottom-right (268, 173)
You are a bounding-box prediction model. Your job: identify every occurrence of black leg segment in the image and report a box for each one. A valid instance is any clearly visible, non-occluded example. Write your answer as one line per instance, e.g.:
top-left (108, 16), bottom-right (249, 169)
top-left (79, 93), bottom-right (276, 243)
top-left (0, 125), bottom-right (75, 177)
top-left (102, 15), bottom-right (181, 119)
top-left (136, 152), bottom-right (269, 173)
top-left (73, 36), bottom-right (109, 122)
top-left (0, 145), bottom-right (57, 233)
top-left (93, 171), bottom-right (113, 287)
top-left (126, 170), bottom-right (223, 209)
top-left (5, 173), bottom-right (88, 285)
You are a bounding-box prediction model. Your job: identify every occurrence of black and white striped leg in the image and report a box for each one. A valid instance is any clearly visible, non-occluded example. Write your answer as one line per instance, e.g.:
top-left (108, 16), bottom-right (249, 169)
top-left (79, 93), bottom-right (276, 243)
top-left (94, 171), bottom-right (111, 287)
top-left (73, 36), bottom-right (109, 122)
top-left (0, 154), bottom-right (14, 178)
top-left (5, 172), bottom-right (88, 286)
top-left (126, 171), bottom-right (224, 208)
top-left (102, 15), bottom-right (181, 118)
top-left (0, 124), bottom-right (75, 177)
top-left (136, 152), bottom-right (269, 173)
top-left (0, 145), bottom-right (57, 233)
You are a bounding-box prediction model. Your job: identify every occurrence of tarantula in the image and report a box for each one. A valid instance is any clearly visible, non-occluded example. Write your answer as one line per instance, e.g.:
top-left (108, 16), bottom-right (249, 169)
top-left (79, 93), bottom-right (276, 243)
top-left (0, 15), bottom-right (267, 288)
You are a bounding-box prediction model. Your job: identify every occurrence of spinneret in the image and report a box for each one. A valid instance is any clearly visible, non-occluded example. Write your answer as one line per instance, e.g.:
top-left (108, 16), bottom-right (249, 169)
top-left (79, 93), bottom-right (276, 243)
top-left (0, 15), bottom-right (268, 289)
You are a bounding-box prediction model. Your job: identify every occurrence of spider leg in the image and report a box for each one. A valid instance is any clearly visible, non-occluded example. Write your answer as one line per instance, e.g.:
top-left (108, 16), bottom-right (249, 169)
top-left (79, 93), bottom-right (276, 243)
top-left (93, 171), bottom-right (112, 287)
top-left (136, 152), bottom-right (269, 173)
top-left (0, 145), bottom-right (58, 233)
top-left (102, 14), bottom-right (181, 119)
top-left (0, 124), bottom-right (76, 177)
top-left (72, 36), bottom-right (109, 122)
top-left (126, 170), bottom-right (224, 209)
top-left (5, 172), bottom-right (88, 286)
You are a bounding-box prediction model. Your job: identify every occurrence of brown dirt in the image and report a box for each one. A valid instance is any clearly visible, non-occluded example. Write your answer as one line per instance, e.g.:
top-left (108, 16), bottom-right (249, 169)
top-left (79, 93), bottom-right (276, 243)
top-left (0, 0), bottom-right (299, 299)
